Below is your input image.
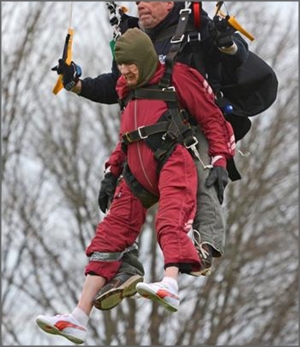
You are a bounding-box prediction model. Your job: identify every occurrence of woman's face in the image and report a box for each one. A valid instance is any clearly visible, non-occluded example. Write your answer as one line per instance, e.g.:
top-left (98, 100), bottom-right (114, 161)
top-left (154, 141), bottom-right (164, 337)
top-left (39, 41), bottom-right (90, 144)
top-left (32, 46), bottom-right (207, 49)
top-left (118, 63), bottom-right (139, 87)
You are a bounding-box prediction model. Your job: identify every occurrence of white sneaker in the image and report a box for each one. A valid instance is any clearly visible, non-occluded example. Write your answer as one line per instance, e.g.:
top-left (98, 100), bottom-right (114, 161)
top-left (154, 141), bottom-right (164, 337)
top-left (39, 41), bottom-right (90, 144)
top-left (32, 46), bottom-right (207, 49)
top-left (136, 281), bottom-right (180, 312)
top-left (36, 314), bottom-right (86, 344)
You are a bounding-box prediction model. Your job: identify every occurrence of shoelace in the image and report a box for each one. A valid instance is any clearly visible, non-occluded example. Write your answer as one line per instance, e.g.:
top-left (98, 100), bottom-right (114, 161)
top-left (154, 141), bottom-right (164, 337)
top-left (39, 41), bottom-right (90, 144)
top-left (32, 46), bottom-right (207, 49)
top-left (192, 229), bottom-right (210, 260)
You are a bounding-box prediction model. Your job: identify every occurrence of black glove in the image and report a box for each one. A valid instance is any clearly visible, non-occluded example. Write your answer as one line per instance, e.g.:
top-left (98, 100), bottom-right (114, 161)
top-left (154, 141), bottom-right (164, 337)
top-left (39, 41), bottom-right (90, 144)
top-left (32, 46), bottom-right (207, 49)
top-left (209, 17), bottom-right (236, 48)
top-left (51, 59), bottom-right (82, 91)
top-left (205, 166), bottom-right (229, 205)
top-left (98, 173), bottom-right (118, 213)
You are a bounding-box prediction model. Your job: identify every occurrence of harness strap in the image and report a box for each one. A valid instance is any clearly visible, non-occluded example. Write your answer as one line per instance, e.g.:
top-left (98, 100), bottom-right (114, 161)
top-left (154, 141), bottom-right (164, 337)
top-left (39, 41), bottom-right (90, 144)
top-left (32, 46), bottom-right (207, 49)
top-left (120, 85), bottom-right (198, 171)
top-left (153, 22), bottom-right (196, 43)
top-left (193, 2), bottom-right (202, 30)
top-left (159, 8), bottom-right (192, 89)
top-left (123, 122), bottom-right (170, 144)
top-left (121, 86), bottom-right (195, 148)
top-left (119, 85), bottom-right (177, 110)
top-left (89, 243), bottom-right (138, 262)
top-left (132, 87), bottom-right (177, 102)
top-left (121, 85), bottom-right (178, 105)
top-left (152, 106), bottom-right (198, 164)
top-left (123, 163), bottom-right (159, 208)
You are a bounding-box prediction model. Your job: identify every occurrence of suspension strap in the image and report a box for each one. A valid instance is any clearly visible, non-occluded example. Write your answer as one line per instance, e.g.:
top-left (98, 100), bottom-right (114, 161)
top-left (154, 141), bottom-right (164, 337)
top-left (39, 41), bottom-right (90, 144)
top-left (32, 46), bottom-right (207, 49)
top-left (106, 2), bottom-right (128, 57)
top-left (159, 7), bottom-right (192, 89)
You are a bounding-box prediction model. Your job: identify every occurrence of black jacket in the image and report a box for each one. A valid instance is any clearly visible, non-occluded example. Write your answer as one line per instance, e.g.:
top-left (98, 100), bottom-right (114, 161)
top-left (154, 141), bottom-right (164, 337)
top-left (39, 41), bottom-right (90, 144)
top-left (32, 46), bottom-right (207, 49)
top-left (79, 3), bottom-right (248, 105)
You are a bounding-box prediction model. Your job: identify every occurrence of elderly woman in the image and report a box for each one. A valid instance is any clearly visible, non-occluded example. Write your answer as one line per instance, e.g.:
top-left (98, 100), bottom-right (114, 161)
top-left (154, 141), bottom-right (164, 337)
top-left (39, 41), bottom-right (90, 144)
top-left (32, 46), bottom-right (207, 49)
top-left (36, 28), bottom-right (234, 345)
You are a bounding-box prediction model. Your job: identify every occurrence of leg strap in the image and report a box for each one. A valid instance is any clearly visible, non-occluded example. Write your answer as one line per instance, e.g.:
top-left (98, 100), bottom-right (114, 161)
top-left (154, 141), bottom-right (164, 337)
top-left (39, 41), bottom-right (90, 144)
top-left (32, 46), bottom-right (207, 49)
top-left (89, 243), bottom-right (138, 262)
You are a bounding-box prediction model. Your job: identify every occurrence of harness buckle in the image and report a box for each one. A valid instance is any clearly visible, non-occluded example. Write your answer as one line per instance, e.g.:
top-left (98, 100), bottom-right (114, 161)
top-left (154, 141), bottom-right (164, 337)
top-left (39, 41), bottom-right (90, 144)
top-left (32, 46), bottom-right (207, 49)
top-left (184, 136), bottom-right (198, 149)
top-left (162, 86), bottom-right (176, 92)
top-left (137, 126), bottom-right (148, 139)
top-left (171, 34), bottom-right (185, 44)
top-left (124, 132), bottom-right (132, 143)
top-left (187, 32), bottom-right (201, 43)
top-left (179, 8), bottom-right (192, 15)
top-left (186, 139), bottom-right (201, 162)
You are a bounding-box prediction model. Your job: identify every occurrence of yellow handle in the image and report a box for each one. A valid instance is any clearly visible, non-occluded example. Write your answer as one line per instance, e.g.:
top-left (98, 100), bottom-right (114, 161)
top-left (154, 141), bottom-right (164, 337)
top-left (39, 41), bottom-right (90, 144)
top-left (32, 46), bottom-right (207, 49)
top-left (52, 28), bottom-right (74, 95)
top-left (65, 28), bottom-right (74, 64)
top-left (228, 16), bottom-right (255, 41)
top-left (217, 8), bottom-right (255, 42)
top-left (52, 76), bottom-right (64, 95)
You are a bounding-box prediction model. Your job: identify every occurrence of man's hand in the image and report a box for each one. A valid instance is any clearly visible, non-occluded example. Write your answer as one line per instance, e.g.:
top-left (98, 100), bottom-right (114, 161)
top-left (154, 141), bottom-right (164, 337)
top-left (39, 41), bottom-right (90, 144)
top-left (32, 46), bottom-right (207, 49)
top-left (209, 17), bottom-right (236, 49)
top-left (51, 59), bottom-right (82, 91)
top-left (206, 166), bottom-right (229, 205)
top-left (98, 173), bottom-right (118, 213)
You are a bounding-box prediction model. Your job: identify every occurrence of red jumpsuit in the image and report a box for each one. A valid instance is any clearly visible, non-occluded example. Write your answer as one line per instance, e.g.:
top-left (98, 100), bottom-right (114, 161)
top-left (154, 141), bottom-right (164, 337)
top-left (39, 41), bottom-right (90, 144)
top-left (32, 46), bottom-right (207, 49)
top-left (85, 63), bottom-right (234, 281)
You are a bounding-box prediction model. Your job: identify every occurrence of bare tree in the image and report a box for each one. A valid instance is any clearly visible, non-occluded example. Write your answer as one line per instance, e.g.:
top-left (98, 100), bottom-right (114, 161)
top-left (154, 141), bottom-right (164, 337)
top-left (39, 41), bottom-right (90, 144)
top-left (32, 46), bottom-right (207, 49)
top-left (2, 2), bottom-right (298, 346)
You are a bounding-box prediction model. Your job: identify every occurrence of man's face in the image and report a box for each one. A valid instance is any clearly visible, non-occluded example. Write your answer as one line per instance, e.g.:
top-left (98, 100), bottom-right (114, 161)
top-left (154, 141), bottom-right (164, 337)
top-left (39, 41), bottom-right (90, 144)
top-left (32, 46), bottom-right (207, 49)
top-left (136, 2), bottom-right (174, 29)
top-left (118, 63), bottom-right (139, 87)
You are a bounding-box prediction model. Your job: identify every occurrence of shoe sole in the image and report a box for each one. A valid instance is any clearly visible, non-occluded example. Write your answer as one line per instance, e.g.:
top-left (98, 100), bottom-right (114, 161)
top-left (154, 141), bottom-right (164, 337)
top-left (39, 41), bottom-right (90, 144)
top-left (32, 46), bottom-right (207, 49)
top-left (36, 318), bottom-right (84, 345)
top-left (190, 267), bottom-right (212, 276)
top-left (136, 284), bottom-right (178, 313)
top-left (93, 274), bottom-right (143, 310)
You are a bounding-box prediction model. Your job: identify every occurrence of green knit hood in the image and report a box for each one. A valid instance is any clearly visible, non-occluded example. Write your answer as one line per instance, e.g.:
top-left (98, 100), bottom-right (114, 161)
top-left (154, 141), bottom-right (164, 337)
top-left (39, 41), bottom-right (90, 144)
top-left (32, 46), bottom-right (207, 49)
top-left (114, 28), bottom-right (159, 88)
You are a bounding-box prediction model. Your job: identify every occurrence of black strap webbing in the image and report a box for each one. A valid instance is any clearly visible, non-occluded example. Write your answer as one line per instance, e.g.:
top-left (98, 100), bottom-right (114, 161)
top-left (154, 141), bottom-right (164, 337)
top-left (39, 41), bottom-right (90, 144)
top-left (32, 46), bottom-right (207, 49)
top-left (120, 85), bottom-right (177, 110)
top-left (123, 163), bottom-right (159, 208)
top-left (122, 122), bottom-right (170, 144)
top-left (153, 22), bottom-right (196, 43)
top-left (131, 88), bottom-right (177, 102)
top-left (159, 8), bottom-right (192, 89)
top-left (120, 86), bottom-right (196, 168)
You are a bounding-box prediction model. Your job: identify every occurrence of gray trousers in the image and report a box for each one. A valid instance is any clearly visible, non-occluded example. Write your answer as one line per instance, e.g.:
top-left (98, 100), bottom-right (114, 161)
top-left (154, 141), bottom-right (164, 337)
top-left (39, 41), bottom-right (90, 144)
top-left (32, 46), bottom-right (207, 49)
top-left (192, 128), bottom-right (226, 257)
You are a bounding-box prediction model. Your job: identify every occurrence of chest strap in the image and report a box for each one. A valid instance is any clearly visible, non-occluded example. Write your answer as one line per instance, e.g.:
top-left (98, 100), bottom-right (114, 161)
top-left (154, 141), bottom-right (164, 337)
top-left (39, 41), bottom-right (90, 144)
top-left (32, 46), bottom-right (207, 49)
top-left (120, 85), bottom-right (177, 110)
top-left (123, 122), bottom-right (170, 144)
